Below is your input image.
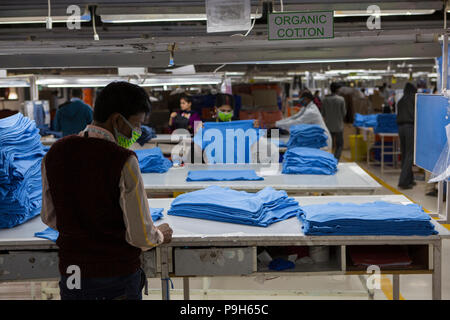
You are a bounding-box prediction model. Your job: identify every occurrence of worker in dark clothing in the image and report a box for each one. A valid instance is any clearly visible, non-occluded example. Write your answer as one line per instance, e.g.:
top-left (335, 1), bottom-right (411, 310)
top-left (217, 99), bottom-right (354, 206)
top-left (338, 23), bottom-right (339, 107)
top-left (397, 82), bottom-right (417, 189)
top-left (55, 88), bottom-right (93, 137)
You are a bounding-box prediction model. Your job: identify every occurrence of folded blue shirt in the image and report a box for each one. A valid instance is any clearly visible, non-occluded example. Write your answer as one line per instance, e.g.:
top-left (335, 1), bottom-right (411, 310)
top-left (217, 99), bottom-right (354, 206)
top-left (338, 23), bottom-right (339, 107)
top-left (287, 124), bottom-right (328, 149)
top-left (282, 147), bottom-right (338, 175)
top-left (298, 201), bottom-right (437, 236)
top-left (269, 258), bottom-right (295, 271)
top-left (168, 186), bottom-right (302, 227)
top-left (34, 208), bottom-right (165, 242)
top-left (135, 147), bottom-right (172, 173)
top-left (0, 113), bottom-right (46, 229)
top-left (186, 170), bottom-right (264, 181)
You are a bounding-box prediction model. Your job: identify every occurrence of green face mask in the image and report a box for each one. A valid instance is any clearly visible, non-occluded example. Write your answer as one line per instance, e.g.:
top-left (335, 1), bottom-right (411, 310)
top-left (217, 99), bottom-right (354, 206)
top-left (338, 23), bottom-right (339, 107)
top-left (114, 114), bottom-right (142, 149)
top-left (218, 111), bottom-right (233, 122)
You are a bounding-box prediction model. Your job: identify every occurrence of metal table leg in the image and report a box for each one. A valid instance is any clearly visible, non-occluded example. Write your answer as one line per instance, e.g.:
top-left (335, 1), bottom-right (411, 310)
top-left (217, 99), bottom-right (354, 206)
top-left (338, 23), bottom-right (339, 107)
top-left (432, 242), bottom-right (442, 300)
top-left (381, 135), bottom-right (385, 175)
top-left (183, 277), bottom-right (190, 300)
top-left (160, 246), bottom-right (170, 300)
top-left (393, 274), bottom-right (400, 300)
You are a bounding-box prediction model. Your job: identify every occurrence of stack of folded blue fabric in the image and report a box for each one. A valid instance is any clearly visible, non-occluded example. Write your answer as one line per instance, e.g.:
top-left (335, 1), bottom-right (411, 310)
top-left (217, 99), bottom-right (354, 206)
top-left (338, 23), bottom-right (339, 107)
top-left (353, 113), bottom-right (398, 133)
top-left (353, 113), bottom-right (378, 127)
top-left (35, 208), bottom-right (165, 242)
top-left (298, 201), bottom-right (438, 236)
top-left (168, 186), bottom-right (303, 227)
top-left (373, 114), bottom-right (398, 133)
top-left (286, 124), bottom-right (328, 149)
top-left (135, 147), bottom-right (172, 173)
top-left (282, 147), bottom-right (338, 175)
top-left (136, 125), bottom-right (157, 146)
top-left (0, 113), bottom-right (46, 228)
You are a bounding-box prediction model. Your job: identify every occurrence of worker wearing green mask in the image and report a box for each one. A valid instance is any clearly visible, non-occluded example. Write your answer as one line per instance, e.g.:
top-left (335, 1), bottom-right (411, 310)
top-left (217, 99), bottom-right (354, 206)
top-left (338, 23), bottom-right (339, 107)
top-left (213, 93), bottom-right (259, 127)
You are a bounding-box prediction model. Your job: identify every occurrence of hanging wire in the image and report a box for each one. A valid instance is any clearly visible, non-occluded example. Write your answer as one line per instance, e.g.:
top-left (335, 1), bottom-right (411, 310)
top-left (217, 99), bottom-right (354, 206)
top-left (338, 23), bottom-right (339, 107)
top-left (92, 7), bottom-right (100, 40)
top-left (280, 0), bottom-right (284, 12)
top-left (214, 64), bottom-right (226, 73)
top-left (231, 8), bottom-right (259, 37)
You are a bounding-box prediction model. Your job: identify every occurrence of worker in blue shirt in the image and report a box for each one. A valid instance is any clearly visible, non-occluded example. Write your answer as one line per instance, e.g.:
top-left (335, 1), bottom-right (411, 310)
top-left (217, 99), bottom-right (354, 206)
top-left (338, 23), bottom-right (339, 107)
top-left (55, 88), bottom-right (93, 136)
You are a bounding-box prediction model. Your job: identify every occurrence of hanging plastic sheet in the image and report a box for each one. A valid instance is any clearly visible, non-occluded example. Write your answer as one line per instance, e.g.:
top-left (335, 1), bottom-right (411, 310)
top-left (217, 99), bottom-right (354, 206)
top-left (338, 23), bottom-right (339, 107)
top-left (282, 147), bottom-right (338, 175)
top-left (429, 123), bottom-right (450, 183)
top-left (286, 124), bottom-right (328, 149)
top-left (0, 113), bottom-right (46, 229)
top-left (34, 208), bottom-right (165, 242)
top-left (193, 120), bottom-right (261, 164)
top-left (168, 186), bottom-right (302, 227)
top-left (298, 201), bottom-right (437, 236)
top-left (186, 170), bottom-right (264, 181)
top-left (135, 147), bottom-right (172, 173)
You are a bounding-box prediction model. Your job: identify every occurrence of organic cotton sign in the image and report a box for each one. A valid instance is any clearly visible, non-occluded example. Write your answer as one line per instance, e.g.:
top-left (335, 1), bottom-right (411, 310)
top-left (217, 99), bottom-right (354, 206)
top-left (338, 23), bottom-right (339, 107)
top-left (268, 11), bottom-right (334, 40)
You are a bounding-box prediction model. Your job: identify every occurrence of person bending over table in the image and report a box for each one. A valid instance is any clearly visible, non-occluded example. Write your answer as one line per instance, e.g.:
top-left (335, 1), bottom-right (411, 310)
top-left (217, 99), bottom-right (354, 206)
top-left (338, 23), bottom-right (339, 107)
top-left (41, 82), bottom-right (173, 300)
top-left (168, 93), bottom-right (201, 134)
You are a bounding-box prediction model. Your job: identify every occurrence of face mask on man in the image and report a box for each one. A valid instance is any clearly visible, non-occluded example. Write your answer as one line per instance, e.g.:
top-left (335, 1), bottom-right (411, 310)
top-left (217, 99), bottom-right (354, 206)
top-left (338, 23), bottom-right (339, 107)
top-left (218, 111), bottom-right (233, 122)
top-left (114, 114), bottom-right (142, 149)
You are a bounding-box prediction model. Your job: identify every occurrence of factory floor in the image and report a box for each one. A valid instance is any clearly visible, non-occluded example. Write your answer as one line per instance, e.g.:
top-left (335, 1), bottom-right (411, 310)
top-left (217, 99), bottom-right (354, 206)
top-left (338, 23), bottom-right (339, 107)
top-left (0, 149), bottom-right (449, 300)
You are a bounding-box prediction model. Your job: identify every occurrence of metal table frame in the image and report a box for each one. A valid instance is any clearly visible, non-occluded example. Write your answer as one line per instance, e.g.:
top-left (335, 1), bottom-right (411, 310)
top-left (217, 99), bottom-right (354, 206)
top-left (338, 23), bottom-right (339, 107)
top-left (0, 195), bottom-right (448, 300)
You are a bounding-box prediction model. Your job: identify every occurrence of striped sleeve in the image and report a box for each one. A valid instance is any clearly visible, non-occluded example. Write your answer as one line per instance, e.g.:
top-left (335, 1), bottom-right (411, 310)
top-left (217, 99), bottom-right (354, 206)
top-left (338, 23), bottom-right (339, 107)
top-left (119, 155), bottom-right (164, 251)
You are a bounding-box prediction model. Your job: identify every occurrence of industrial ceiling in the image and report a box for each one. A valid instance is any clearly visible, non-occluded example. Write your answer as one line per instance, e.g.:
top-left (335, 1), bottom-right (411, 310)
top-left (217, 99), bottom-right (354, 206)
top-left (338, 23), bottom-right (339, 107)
top-left (0, 1), bottom-right (446, 75)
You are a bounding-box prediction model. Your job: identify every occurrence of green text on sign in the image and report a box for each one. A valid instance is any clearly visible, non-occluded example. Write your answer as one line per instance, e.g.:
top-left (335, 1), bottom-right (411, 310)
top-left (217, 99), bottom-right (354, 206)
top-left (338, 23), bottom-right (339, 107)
top-left (268, 11), bottom-right (334, 40)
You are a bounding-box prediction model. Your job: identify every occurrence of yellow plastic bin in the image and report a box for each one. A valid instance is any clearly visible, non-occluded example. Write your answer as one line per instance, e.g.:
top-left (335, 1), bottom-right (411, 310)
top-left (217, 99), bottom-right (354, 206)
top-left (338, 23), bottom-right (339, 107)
top-left (349, 134), bottom-right (367, 161)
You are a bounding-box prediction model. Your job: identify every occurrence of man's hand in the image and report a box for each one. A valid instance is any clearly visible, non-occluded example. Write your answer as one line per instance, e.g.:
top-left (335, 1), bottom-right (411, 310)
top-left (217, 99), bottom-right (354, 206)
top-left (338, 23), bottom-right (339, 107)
top-left (157, 223), bottom-right (173, 244)
top-left (253, 119), bottom-right (260, 128)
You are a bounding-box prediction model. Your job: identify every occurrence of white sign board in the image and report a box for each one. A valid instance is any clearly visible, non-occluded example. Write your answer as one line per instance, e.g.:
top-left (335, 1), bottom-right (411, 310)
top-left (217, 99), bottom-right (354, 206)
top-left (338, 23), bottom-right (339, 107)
top-left (268, 11), bottom-right (334, 41)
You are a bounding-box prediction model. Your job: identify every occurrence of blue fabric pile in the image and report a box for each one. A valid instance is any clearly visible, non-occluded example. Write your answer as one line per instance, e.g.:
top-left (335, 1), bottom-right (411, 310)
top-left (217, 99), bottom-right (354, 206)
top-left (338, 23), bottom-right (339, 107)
top-left (135, 147), bottom-right (172, 173)
top-left (353, 113), bottom-right (398, 133)
top-left (186, 170), bottom-right (264, 181)
top-left (373, 114), bottom-right (398, 133)
top-left (168, 186), bottom-right (302, 227)
top-left (353, 113), bottom-right (377, 127)
top-left (0, 113), bottom-right (46, 228)
top-left (282, 147), bottom-right (338, 175)
top-left (286, 124), bottom-right (328, 149)
top-left (193, 120), bottom-right (260, 164)
top-left (136, 125), bottom-right (157, 146)
top-left (298, 201), bottom-right (438, 236)
top-left (34, 208), bottom-right (165, 242)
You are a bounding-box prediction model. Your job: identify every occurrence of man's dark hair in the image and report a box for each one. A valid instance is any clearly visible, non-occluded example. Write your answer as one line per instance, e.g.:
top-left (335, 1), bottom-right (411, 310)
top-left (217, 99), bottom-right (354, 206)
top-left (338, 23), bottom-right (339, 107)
top-left (215, 93), bottom-right (235, 109)
top-left (300, 91), bottom-right (314, 101)
top-left (93, 81), bottom-right (151, 122)
top-left (180, 93), bottom-right (193, 104)
top-left (330, 82), bottom-right (341, 94)
top-left (71, 88), bottom-right (83, 98)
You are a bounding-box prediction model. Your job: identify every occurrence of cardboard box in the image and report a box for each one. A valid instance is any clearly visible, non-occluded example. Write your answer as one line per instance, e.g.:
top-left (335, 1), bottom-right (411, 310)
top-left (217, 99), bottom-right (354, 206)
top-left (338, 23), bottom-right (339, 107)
top-left (239, 93), bottom-right (254, 108)
top-left (252, 89), bottom-right (278, 108)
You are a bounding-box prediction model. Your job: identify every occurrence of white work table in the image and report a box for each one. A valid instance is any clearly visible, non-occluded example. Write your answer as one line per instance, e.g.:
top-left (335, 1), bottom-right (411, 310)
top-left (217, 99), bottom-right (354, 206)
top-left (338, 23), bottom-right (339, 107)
top-left (0, 195), bottom-right (448, 300)
top-left (142, 162), bottom-right (381, 195)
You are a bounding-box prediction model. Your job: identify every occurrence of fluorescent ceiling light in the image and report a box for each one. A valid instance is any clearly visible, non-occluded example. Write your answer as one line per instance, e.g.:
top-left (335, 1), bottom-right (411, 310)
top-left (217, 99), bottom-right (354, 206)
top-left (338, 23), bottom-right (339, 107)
top-left (334, 10), bottom-right (435, 17)
top-left (346, 75), bottom-right (382, 80)
top-left (101, 13), bottom-right (261, 23)
top-left (139, 81), bottom-right (221, 87)
top-left (225, 72), bottom-right (246, 76)
top-left (0, 79), bottom-right (29, 87)
top-left (0, 15), bottom-right (91, 24)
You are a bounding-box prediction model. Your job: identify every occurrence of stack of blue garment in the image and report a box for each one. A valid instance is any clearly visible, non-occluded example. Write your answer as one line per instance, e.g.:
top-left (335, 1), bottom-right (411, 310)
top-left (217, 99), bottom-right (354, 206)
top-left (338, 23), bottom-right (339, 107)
top-left (168, 186), bottom-right (303, 227)
top-left (136, 125), bottom-right (157, 146)
top-left (34, 208), bottom-right (165, 242)
top-left (298, 201), bottom-right (438, 236)
top-left (373, 114), bottom-right (398, 133)
top-left (286, 124), bottom-right (328, 149)
top-left (0, 113), bottom-right (46, 228)
top-left (282, 147), bottom-right (338, 175)
top-left (193, 120), bottom-right (260, 164)
top-left (186, 170), bottom-right (264, 181)
top-left (353, 113), bottom-right (398, 133)
top-left (353, 113), bottom-right (377, 127)
top-left (135, 147), bottom-right (172, 173)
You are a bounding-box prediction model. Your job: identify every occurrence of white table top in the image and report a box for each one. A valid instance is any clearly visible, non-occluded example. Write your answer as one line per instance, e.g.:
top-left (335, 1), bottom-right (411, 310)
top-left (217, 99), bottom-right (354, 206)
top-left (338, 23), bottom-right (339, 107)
top-left (1, 195), bottom-right (448, 249)
top-left (142, 162), bottom-right (381, 193)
